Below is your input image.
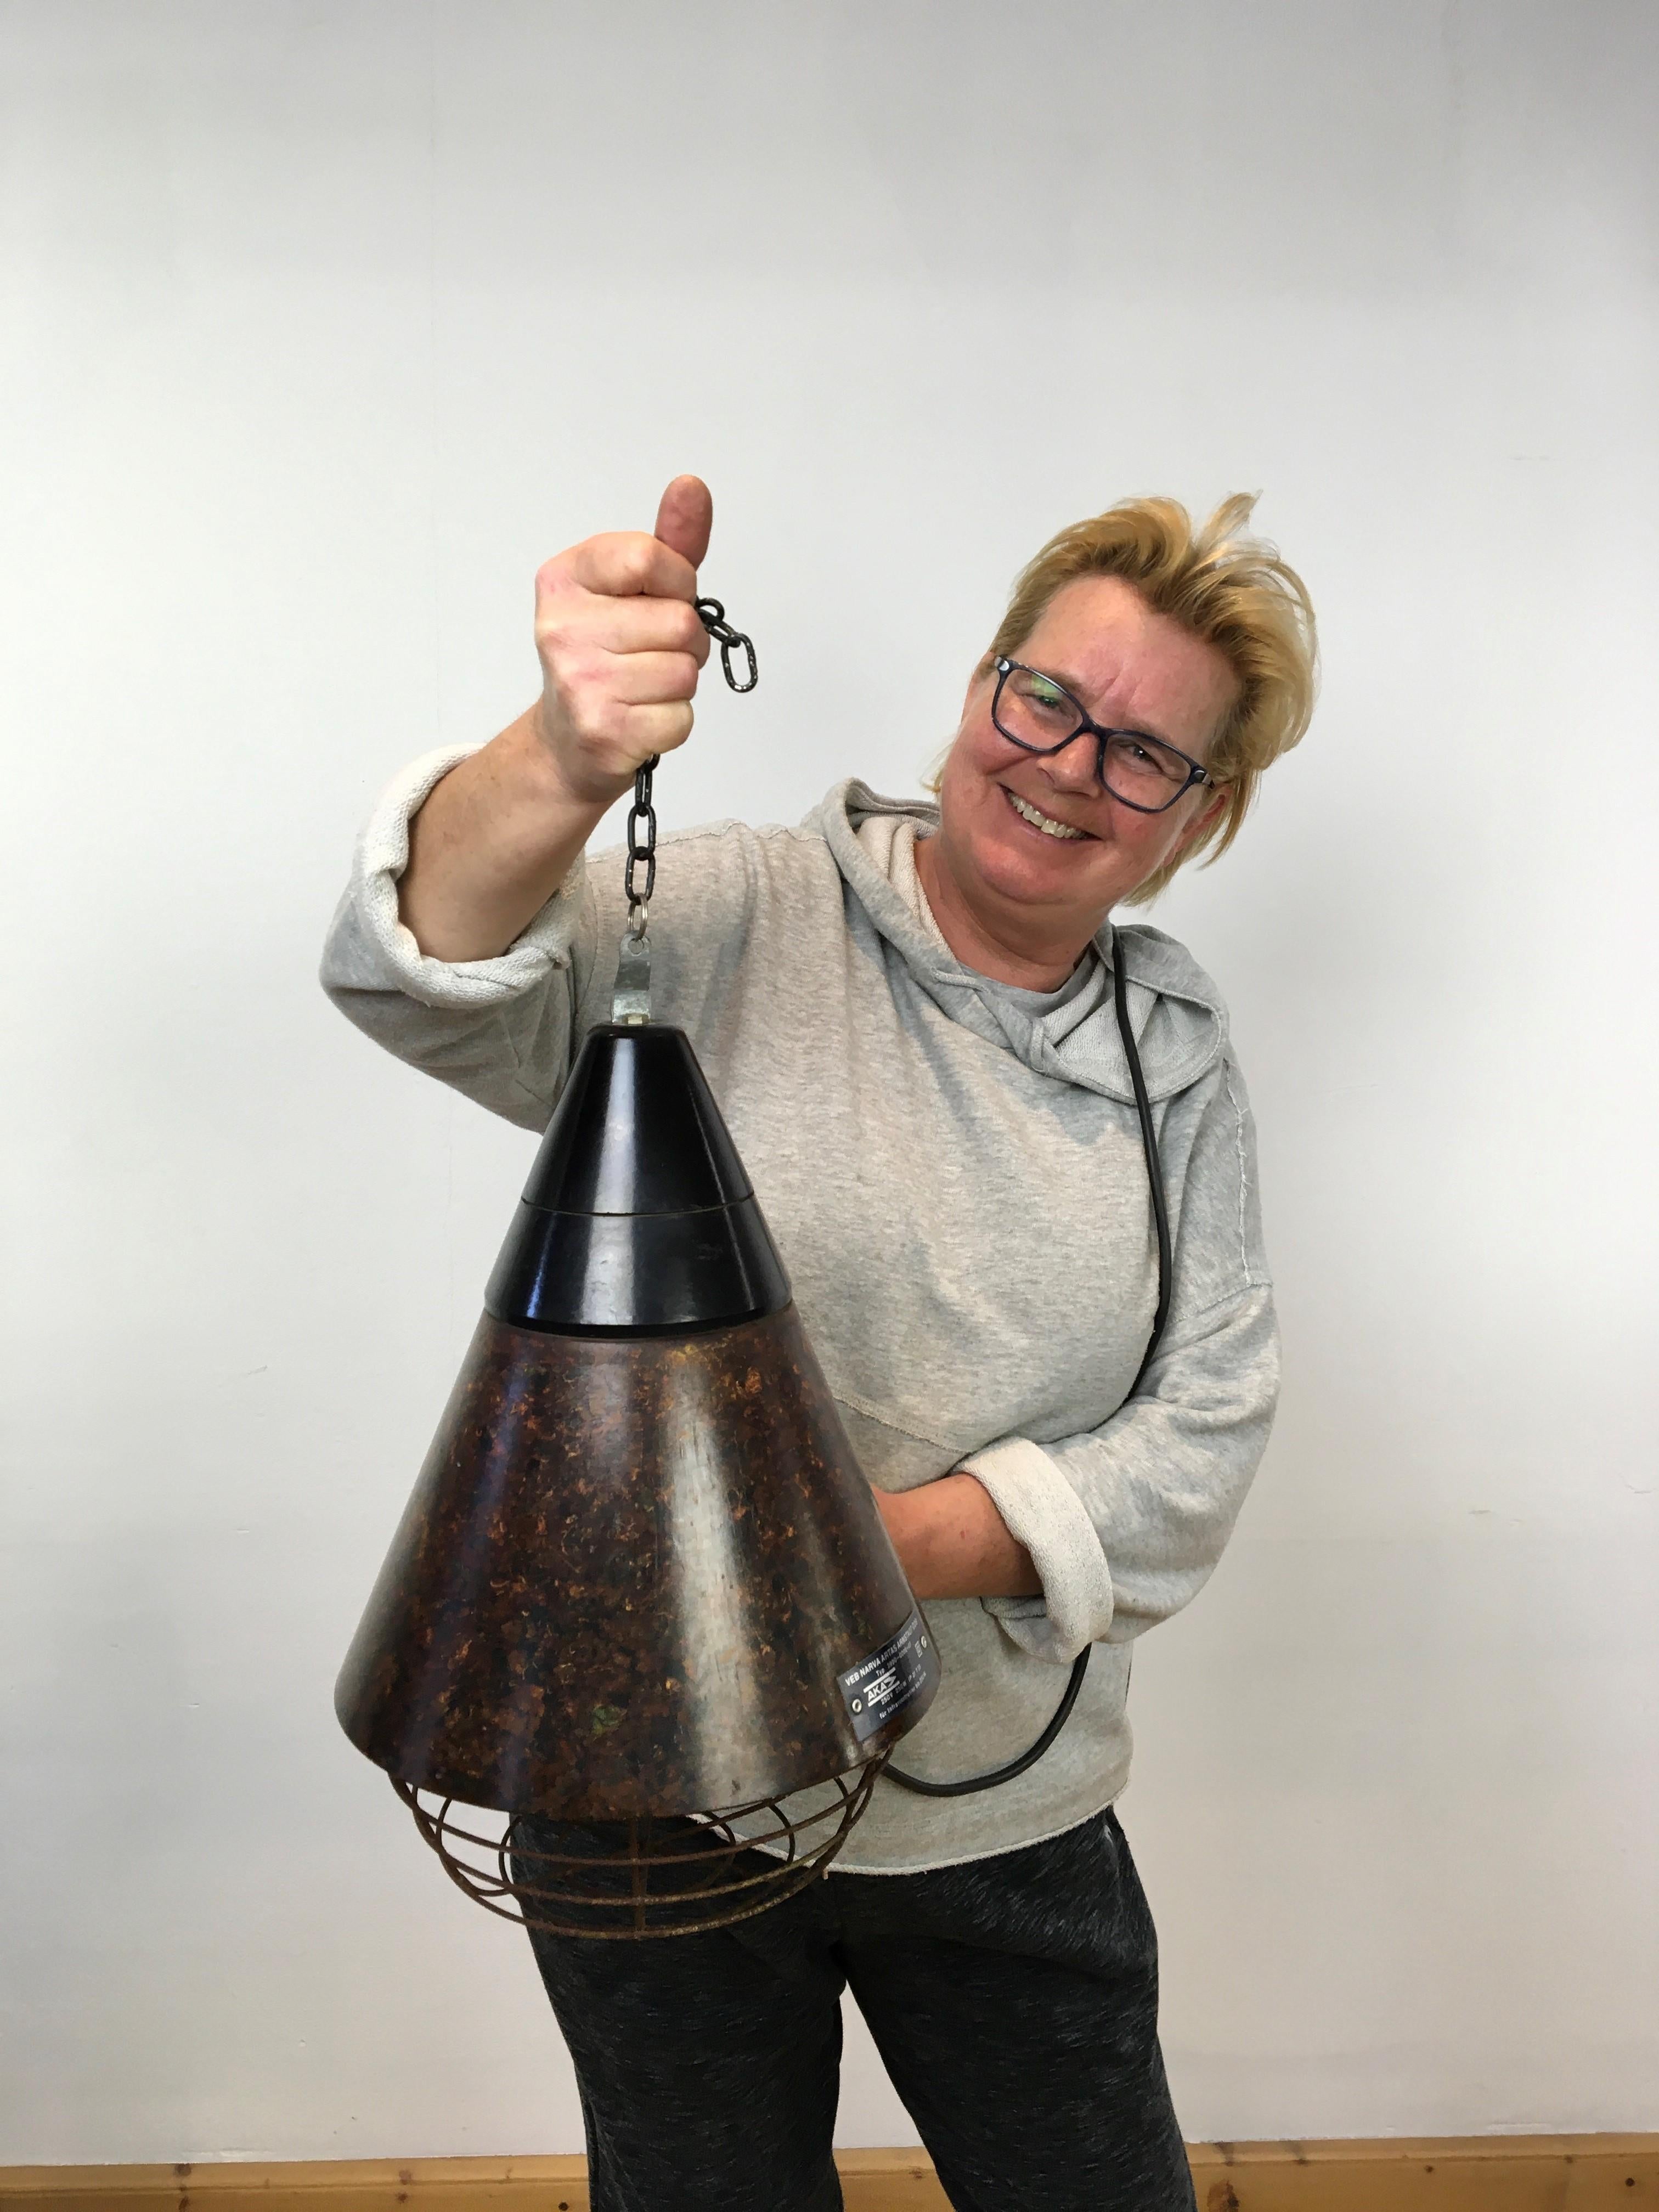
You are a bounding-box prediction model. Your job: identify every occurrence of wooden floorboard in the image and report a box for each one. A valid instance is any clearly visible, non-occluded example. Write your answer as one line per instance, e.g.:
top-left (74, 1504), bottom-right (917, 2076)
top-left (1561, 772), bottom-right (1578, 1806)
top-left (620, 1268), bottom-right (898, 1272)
top-left (0, 2138), bottom-right (1654, 2209)
top-left (1186, 2136), bottom-right (1658, 2212)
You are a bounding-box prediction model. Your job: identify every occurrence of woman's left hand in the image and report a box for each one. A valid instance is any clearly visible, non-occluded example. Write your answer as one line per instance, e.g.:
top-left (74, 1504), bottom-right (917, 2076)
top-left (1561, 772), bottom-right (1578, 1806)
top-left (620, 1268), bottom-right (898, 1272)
top-left (873, 1474), bottom-right (1042, 1601)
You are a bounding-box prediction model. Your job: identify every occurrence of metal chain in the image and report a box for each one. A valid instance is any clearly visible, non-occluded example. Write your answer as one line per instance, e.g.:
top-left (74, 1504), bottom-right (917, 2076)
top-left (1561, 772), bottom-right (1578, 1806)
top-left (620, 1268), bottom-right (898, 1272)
top-left (614, 594), bottom-right (758, 1022)
top-left (694, 596), bottom-right (758, 693)
top-left (623, 759), bottom-right (657, 935)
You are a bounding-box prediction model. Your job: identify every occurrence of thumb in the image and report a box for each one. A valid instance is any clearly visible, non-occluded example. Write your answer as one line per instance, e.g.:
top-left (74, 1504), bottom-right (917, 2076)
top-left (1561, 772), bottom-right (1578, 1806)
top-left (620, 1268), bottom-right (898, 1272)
top-left (653, 474), bottom-right (713, 572)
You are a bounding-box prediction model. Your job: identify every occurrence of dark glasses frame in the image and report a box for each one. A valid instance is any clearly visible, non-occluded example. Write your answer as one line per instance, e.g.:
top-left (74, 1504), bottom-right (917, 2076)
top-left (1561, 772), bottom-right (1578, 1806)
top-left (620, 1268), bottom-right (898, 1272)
top-left (991, 657), bottom-right (1215, 815)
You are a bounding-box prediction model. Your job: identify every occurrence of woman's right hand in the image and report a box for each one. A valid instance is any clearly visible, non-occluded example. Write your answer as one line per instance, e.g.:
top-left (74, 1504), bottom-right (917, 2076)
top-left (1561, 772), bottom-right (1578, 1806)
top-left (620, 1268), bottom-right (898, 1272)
top-left (529, 475), bottom-right (716, 809)
top-left (398, 476), bottom-right (720, 963)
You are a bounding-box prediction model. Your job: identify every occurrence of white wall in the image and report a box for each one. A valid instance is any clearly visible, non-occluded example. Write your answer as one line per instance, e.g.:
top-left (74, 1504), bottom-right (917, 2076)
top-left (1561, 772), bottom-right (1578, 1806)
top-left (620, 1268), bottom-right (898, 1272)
top-left (4, 0), bottom-right (1655, 2166)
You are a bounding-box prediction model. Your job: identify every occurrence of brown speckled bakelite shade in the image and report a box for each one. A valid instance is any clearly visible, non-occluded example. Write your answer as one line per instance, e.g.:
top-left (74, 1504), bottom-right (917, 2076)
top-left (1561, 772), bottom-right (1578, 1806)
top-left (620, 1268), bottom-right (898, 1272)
top-left (336, 1024), bottom-right (939, 1839)
top-left (336, 1301), bottom-right (935, 1816)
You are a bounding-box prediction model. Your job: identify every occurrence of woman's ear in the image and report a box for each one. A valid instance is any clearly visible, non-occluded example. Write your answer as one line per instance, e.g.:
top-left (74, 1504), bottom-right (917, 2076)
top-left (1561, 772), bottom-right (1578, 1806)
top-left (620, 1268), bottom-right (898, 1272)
top-left (1172, 787), bottom-right (1230, 855)
top-left (921, 737), bottom-right (953, 795)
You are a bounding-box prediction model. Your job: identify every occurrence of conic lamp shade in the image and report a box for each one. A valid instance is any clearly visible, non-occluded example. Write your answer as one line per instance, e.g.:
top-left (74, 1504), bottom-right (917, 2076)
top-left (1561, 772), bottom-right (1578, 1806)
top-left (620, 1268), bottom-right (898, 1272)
top-left (336, 1023), bottom-right (940, 1934)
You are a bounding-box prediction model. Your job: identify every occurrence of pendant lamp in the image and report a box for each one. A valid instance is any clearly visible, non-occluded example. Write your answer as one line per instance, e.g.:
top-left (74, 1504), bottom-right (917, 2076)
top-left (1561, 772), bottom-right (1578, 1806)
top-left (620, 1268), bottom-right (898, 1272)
top-left (336, 598), bottom-right (940, 1937)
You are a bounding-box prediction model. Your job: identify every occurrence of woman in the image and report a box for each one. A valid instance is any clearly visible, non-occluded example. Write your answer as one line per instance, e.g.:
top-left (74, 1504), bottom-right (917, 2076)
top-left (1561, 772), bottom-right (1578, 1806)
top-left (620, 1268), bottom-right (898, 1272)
top-left (321, 476), bottom-right (1316, 2212)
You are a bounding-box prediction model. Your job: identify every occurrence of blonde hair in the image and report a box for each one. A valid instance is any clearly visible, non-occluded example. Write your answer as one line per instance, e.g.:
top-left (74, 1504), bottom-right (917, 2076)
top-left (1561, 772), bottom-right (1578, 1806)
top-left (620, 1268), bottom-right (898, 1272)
top-left (941, 494), bottom-right (1318, 904)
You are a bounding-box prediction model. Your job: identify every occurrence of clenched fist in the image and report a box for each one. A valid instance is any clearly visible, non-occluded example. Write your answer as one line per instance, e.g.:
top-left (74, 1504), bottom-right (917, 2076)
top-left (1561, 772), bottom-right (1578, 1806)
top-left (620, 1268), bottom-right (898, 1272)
top-left (397, 476), bottom-right (726, 963)
top-left (529, 475), bottom-right (717, 809)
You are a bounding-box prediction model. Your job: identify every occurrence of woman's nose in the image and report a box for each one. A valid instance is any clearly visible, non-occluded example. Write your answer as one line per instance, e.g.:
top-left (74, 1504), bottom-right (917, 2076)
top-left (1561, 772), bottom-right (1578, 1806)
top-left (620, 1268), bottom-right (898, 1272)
top-left (1039, 734), bottom-right (1105, 797)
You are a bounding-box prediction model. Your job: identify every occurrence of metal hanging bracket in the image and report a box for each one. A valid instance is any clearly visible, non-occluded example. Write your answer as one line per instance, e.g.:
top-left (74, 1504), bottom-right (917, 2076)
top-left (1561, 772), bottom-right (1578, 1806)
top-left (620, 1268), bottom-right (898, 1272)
top-left (612, 594), bottom-right (758, 1024)
top-left (612, 923), bottom-right (654, 1026)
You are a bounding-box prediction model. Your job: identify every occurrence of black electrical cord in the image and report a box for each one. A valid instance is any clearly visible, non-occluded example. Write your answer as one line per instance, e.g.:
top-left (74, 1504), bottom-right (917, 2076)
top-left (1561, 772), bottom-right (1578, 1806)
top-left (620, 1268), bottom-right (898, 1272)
top-left (882, 928), bottom-right (1172, 1797)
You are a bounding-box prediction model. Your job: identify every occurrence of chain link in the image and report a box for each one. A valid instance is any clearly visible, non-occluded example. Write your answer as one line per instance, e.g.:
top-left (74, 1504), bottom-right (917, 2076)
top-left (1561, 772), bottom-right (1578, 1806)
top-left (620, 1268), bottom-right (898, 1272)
top-left (623, 757), bottom-right (658, 932)
top-left (620, 597), bottom-right (758, 946)
top-left (695, 596), bottom-right (759, 692)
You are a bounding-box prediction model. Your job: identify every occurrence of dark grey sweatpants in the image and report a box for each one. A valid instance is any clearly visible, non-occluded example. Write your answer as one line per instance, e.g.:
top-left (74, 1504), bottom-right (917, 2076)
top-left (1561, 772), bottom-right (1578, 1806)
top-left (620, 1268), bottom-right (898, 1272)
top-left (517, 1805), bottom-right (1197, 2212)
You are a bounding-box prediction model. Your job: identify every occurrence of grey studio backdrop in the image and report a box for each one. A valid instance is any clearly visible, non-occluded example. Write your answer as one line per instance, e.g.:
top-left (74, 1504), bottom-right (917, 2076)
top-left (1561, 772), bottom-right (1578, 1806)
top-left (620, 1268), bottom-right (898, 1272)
top-left (4, 0), bottom-right (1656, 2169)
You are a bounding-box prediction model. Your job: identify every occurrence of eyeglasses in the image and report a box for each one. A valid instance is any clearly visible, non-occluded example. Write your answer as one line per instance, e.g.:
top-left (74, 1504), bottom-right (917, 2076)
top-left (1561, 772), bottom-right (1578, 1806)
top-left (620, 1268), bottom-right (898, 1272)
top-left (990, 658), bottom-right (1215, 815)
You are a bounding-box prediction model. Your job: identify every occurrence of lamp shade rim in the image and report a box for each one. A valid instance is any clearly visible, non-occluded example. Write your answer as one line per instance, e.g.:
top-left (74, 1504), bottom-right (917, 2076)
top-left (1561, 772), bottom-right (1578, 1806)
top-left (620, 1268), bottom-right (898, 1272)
top-left (510, 1196), bottom-right (765, 1222)
top-left (485, 1190), bottom-right (791, 1333)
top-left (480, 1302), bottom-right (787, 1341)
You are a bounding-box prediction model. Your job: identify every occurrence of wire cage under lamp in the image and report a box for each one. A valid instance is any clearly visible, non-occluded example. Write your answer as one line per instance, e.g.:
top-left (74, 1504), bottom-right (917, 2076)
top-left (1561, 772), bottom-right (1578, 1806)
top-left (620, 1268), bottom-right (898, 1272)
top-left (395, 1759), bottom-right (888, 1939)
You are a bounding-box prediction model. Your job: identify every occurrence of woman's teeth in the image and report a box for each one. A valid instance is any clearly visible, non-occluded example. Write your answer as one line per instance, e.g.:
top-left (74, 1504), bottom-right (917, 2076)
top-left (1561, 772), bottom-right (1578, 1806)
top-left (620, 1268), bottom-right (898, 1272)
top-left (1007, 789), bottom-right (1086, 840)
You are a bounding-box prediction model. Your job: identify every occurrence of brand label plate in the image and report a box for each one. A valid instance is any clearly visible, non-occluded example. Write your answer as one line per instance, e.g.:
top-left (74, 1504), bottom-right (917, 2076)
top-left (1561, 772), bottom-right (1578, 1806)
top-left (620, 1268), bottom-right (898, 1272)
top-left (838, 1610), bottom-right (935, 1743)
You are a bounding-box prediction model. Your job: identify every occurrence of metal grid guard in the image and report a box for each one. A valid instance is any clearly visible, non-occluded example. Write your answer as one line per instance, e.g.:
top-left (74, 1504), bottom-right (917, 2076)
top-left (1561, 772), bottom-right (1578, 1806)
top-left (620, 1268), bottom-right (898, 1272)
top-left (393, 1756), bottom-right (888, 1939)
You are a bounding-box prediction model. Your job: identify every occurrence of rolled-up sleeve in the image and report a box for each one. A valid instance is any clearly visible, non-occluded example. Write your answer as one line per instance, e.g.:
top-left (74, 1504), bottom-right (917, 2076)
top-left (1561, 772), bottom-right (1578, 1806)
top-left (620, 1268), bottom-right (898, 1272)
top-left (319, 746), bottom-right (597, 1130)
top-left (966, 1058), bottom-right (1279, 1664)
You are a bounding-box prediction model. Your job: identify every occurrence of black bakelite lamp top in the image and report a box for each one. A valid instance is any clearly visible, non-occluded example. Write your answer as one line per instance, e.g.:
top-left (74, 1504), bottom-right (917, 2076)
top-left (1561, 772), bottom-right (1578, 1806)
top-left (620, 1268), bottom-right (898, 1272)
top-left (486, 1023), bottom-right (790, 1336)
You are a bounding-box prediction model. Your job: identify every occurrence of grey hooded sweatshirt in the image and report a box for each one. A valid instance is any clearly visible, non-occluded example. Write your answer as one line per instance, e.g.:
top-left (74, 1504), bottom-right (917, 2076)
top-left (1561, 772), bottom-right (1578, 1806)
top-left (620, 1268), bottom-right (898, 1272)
top-left (320, 754), bottom-right (1278, 1874)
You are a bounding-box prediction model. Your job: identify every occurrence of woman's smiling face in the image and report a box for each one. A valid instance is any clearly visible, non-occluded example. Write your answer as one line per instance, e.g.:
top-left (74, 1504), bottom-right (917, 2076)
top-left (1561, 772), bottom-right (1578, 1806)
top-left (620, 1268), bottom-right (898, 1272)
top-left (932, 574), bottom-right (1239, 939)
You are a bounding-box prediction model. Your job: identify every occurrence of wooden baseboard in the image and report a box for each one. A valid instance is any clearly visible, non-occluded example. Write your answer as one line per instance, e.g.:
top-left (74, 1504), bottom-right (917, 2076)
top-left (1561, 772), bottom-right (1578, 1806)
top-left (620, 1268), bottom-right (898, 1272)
top-left (1, 2137), bottom-right (1654, 2210)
